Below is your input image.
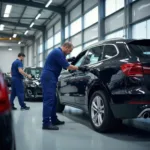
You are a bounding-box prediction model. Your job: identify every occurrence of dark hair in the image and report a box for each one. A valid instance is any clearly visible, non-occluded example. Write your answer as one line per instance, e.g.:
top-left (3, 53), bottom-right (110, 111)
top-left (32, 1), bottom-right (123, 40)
top-left (62, 42), bottom-right (74, 49)
top-left (18, 53), bottom-right (25, 57)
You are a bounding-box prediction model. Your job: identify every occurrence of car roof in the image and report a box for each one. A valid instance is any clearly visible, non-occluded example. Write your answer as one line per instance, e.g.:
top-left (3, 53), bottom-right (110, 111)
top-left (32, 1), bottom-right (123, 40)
top-left (83, 38), bottom-right (150, 50)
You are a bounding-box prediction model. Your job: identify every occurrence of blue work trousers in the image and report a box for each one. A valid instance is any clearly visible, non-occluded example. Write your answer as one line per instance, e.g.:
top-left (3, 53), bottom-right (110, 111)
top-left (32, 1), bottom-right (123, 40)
top-left (10, 77), bottom-right (25, 107)
top-left (41, 71), bottom-right (58, 126)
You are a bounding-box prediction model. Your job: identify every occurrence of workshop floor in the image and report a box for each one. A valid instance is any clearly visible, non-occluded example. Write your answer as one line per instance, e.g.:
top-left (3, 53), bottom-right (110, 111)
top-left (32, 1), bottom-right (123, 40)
top-left (12, 100), bottom-right (150, 150)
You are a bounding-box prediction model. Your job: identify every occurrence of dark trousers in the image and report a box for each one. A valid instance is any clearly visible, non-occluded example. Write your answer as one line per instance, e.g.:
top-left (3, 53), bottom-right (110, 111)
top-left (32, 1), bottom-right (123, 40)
top-left (10, 77), bottom-right (25, 107)
top-left (41, 71), bottom-right (58, 126)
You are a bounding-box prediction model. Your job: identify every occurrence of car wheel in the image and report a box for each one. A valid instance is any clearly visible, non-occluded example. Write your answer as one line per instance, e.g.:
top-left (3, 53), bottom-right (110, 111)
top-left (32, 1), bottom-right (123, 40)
top-left (56, 92), bottom-right (65, 113)
top-left (89, 90), bottom-right (115, 133)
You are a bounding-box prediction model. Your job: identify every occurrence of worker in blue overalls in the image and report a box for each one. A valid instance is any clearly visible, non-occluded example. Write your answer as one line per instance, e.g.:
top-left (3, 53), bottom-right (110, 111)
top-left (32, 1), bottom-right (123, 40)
top-left (41, 42), bottom-right (87, 130)
top-left (10, 53), bottom-right (31, 110)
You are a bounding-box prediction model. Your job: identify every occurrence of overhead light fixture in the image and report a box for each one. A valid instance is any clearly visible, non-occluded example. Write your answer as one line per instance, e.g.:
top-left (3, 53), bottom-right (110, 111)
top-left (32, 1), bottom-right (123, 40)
top-left (13, 34), bottom-right (17, 38)
top-left (0, 24), bottom-right (4, 30)
top-left (9, 37), bottom-right (12, 40)
top-left (8, 48), bottom-right (12, 51)
top-left (45, 0), bottom-right (53, 8)
top-left (35, 13), bottom-right (41, 20)
top-left (18, 41), bottom-right (21, 45)
top-left (24, 30), bottom-right (29, 35)
top-left (30, 22), bottom-right (34, 28)
top-left (4, 5), bottom-right (12, 18)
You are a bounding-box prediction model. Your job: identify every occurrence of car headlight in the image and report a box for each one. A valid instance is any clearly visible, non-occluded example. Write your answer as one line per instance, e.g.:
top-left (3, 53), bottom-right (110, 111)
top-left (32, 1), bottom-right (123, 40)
top-left (28, 82), bottom-right (36, 87)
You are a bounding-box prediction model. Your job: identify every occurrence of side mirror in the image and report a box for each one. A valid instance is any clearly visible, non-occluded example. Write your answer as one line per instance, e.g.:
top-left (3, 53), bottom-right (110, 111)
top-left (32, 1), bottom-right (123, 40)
top-left (67, 57), bottom-right (76, 62)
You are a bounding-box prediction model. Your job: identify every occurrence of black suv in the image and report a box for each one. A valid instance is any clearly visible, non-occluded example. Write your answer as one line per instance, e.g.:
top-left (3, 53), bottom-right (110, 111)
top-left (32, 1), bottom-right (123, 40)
top-left (24, 67), bottom-right (42, 100)
top-left (57, 39), bottom-right (150, 132)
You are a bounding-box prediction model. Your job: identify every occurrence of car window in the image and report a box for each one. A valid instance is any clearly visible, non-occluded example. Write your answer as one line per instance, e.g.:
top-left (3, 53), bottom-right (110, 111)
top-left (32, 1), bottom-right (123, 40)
top-left (102, 45), bottom-right (117, 60)
top-left (74, 56), bottom-right (85, 67)
top-left (83, 46), bottom-right (103, 65)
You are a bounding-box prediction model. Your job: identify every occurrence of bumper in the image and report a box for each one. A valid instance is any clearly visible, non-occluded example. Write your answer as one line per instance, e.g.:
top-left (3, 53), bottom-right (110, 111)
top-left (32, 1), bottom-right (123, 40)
top-left (110, 104), bottom-right (150, 119)
top-left (26, 87), bottom-right (42, 98)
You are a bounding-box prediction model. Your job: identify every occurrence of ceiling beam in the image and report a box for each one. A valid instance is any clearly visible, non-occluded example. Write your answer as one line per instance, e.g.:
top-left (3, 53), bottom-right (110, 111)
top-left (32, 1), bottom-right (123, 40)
top-left (3, 0), bottom-right (65, 14)
top-left (0, 19), bottom-right (44, 30)
top-left (0, 32), bottom-right (34, 40)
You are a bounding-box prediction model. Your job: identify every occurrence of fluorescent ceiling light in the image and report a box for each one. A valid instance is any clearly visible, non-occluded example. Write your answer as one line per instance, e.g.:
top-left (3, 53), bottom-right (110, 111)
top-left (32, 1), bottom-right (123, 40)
top-left (18, 41), bottom-right (21, 45)
top-left (13, 34), bottom-right (17, 38)
top-left (24, 30), bottom-right (29, 35)
top-left (4, 5), bottom-right (12, 18)
top-left (45, 0), bottom-right (53, 8)
top-left (8, 48), bottom-right (12, 51)
top-left (30, 22), bottom-right (34, 28)
top-left (0, 24), bottom-right (4, 30)
top-left (35, 13), bottom-right (41, 20)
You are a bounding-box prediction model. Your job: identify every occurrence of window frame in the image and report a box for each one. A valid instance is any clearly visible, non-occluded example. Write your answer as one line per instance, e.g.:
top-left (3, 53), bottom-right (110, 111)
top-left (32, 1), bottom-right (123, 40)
top-left (83, 46), bottom-right (104, 65)
top-left (102, 44), bottom-right (119, 60)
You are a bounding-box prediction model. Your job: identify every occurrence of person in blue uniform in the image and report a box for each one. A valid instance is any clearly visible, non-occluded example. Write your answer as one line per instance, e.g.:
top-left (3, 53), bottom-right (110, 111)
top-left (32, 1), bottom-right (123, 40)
top-left (41, 42), bottom-right (87, 130)
top-left (10, 53), bottom-right (31, 110)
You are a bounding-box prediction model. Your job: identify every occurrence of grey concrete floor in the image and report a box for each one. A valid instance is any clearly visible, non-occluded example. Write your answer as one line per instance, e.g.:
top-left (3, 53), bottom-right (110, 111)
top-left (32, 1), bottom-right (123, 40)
top-left (12, 100), bottom-right (150, 150)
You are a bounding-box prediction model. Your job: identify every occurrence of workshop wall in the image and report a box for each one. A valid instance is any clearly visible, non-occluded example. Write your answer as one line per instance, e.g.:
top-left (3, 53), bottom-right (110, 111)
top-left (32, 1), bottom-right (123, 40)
top-left (0, 47), bottom-right (21, 73)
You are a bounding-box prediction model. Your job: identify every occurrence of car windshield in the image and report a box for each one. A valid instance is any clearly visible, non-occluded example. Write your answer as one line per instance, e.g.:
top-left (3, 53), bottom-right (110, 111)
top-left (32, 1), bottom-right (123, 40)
top-left (128, 40), bottom-right (150, 58)
top-left (30, 68), bottom-right (42, 78)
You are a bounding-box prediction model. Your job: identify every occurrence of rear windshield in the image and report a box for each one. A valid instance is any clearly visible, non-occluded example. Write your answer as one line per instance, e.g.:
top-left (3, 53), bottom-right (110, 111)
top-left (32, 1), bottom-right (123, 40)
top-left (128, 40), bottom-right (150, 58)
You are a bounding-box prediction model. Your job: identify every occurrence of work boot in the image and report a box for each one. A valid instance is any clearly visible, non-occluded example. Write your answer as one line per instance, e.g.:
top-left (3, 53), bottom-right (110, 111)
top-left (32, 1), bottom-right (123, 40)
top-left (21, 106), bottom-right (30, 110)
top-left (42, 125), bottom-right (59, 130)
top-left (53, 119), bottom-right (65, 126)
top-left (11, 106), bottom-right (17, 110)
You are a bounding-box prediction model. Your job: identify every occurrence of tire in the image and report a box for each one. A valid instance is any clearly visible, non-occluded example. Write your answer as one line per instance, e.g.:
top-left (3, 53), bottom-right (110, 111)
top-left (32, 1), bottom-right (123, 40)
top-left (89, 90), bottom-right (116, 133)
top-left (56, 92), bottom-right (65, 113)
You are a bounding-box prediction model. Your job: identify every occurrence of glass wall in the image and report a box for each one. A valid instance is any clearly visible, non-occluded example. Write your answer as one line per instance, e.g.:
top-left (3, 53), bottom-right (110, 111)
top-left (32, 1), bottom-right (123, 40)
top-left (64, 3), bottom-right (99, 58)
top-left (132, 19), bottom-right (150, 39)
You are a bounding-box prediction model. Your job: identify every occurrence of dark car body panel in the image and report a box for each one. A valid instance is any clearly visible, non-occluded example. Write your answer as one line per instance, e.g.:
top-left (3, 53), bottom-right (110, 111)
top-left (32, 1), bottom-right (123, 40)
top-left (57, 39), bottom-right (150, 119)
top-left (0, 111), bottom-right (15, 150)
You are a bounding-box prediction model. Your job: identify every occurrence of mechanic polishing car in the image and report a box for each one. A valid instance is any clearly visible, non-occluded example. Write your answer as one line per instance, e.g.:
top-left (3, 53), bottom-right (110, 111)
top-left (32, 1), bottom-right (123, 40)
top-left (41, 42), bottom-right (88, 130)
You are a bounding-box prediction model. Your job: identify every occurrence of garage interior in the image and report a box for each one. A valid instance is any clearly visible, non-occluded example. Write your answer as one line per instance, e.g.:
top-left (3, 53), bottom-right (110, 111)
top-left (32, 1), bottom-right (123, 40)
top-left (0, 0), bottom-right (150, 149)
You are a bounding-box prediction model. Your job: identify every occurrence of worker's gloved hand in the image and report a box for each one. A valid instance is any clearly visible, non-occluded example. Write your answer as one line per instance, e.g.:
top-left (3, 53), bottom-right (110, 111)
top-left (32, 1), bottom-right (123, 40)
top-left (78, 66), bottom-right (89, 72)
top-left (67, 57), bottom-right (76, 62)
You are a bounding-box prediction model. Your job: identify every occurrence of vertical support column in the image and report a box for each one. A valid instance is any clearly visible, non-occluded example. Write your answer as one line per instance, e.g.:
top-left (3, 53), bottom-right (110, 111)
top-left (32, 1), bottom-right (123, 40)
top-left (42, 27), bottom-right (46, 64)
top-left (32, 37), bottom-right (35, 67)
top-left (61, 13), bottom-right (65, 45)
top-left (81, 0), bottom-right (84, 49)
top-left (125, 0), bottom-right (132, 38)
top-left (98, 0), bottom-right (105, 41)
top-left (20, 46), bottom-right (24, 53)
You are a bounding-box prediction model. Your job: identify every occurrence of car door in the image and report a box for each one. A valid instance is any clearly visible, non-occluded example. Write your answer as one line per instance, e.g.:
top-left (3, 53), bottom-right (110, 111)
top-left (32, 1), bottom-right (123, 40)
top-left (74, 46), bottom-right (104, 105)
top-left (57, 51), bottom-right (87, 104)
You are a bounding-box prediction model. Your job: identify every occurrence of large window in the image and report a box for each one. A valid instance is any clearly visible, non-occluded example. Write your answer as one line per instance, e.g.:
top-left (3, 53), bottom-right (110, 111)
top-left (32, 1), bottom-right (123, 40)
top-left (84, 24), bottom-right (98, 43)
top-left (54, 32), bottom-right (61, 45)
top-left (70, 17), bottom-right (82, 36)
top-left (105, 0), bottom-right (124, 16)
top-left (84, 6), bottom-right (98, 29)
top-left (65, 26), bottom-right (69, 39)
top-left (47, 37), bottom-right (53, 49)
top-left (84, 39), bottom-right (98, 48)
top-left (38, 44), bottom-right (43, 54)
top-left (132, 21), bottom-right (150, 39)
top-left (71, 33), bottom-right (82, 47)
top-left (105, 29), bottom-right (125, 39)
top-left (70, 46), bottom-right (82, 57)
